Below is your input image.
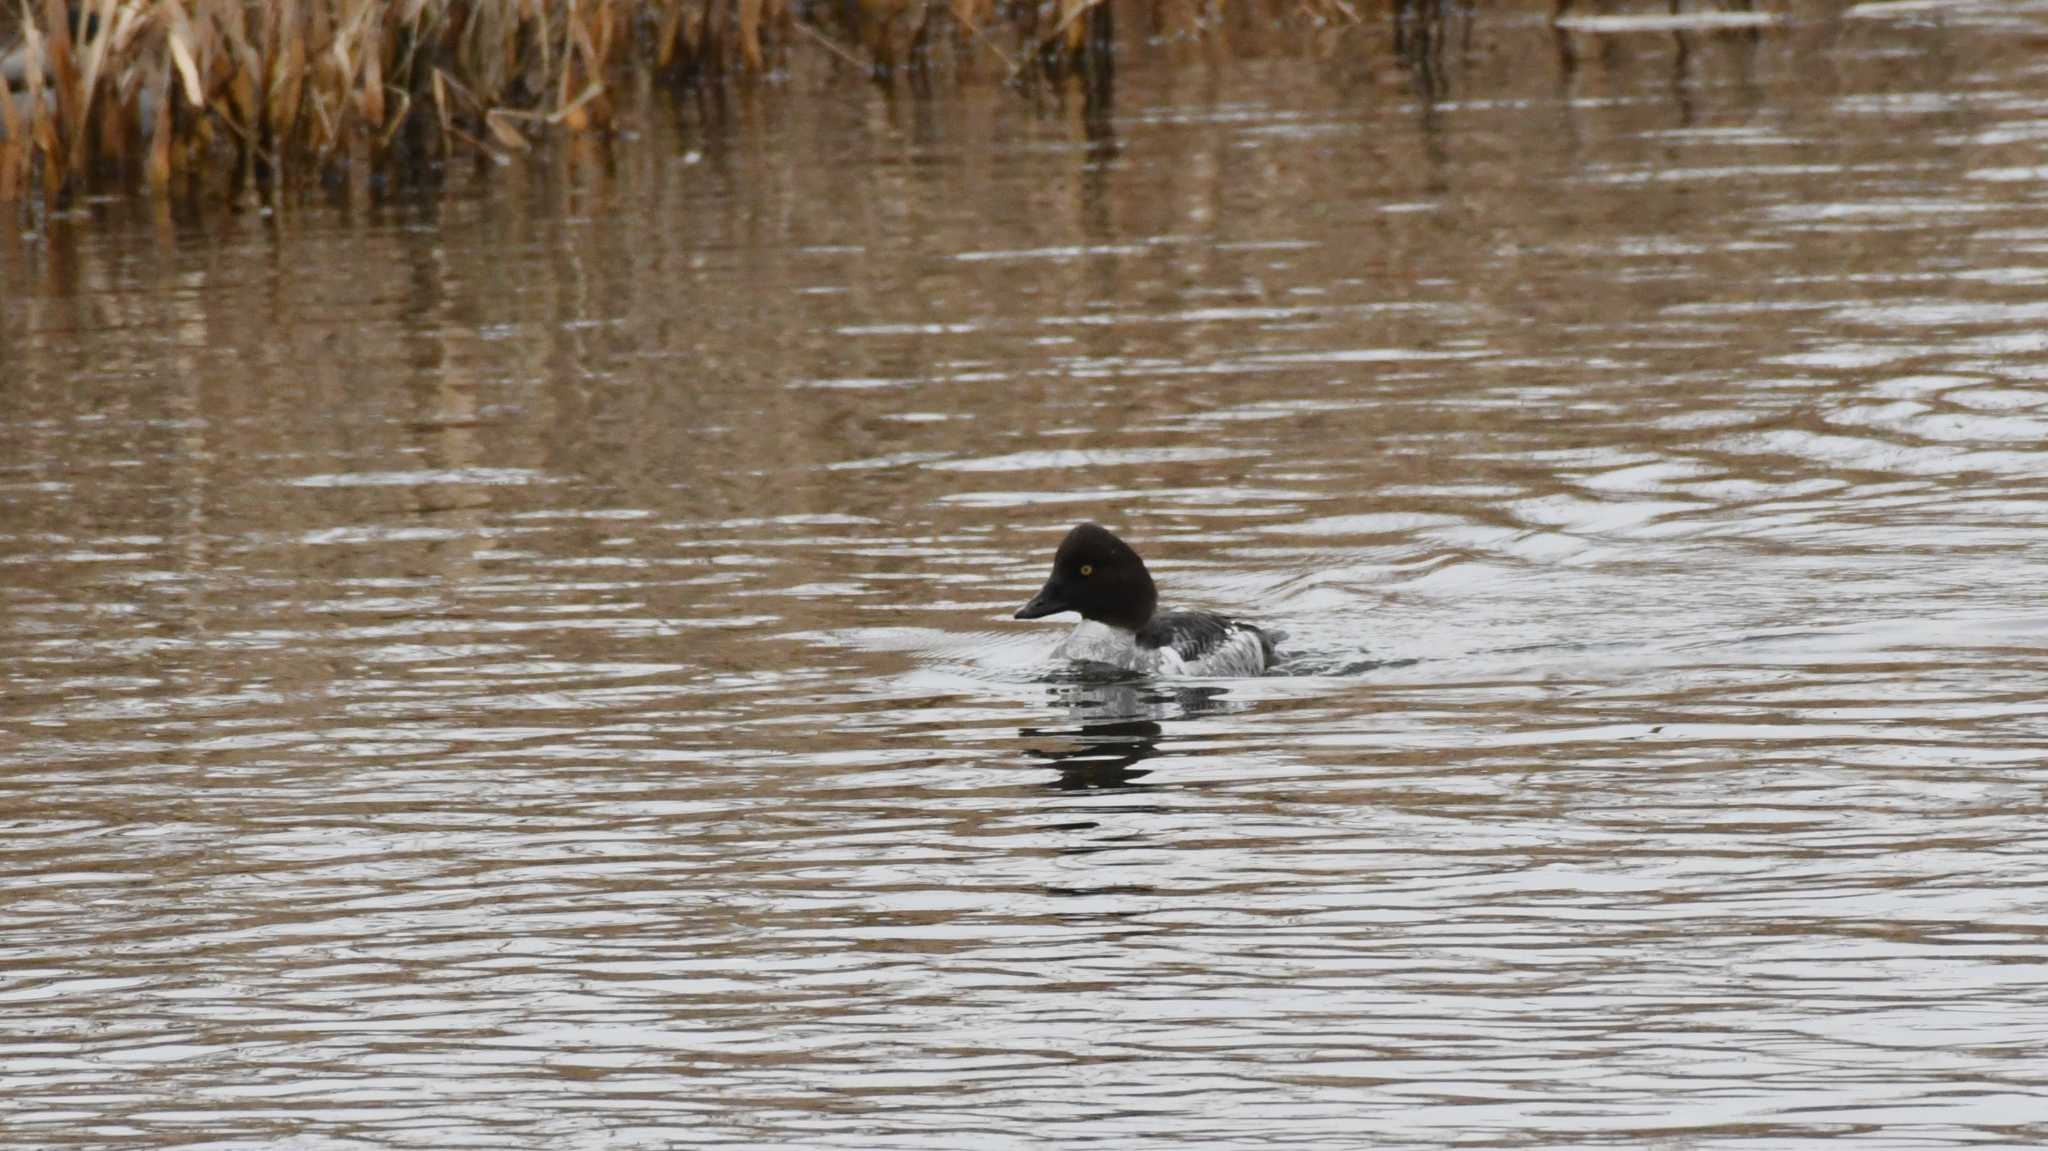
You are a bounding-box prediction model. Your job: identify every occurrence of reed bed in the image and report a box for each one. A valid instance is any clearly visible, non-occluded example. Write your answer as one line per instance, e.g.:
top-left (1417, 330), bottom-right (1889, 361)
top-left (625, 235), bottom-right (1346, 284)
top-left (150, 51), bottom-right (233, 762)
top-left (0, 0), bottom-right (1781, 203)
top-left (0, 0), bottom-right (777, 201)
top-left (0, 0), bottom-right (1150, 200)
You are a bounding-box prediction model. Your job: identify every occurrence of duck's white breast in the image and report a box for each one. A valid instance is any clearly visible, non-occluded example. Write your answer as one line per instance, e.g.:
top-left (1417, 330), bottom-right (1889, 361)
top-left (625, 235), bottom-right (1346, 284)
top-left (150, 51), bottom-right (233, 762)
top-left (1053, 620), bottom-right (1157, 673)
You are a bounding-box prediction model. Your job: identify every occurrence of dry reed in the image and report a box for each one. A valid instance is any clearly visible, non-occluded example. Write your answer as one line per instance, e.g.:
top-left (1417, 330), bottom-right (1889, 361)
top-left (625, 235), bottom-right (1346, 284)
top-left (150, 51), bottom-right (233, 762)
top-left (0, 0), bottom-right (1779, 202)
top-left (0, 0), bottom-right (814, 200)
top-left (0, 0), bottom-right (1149, 200)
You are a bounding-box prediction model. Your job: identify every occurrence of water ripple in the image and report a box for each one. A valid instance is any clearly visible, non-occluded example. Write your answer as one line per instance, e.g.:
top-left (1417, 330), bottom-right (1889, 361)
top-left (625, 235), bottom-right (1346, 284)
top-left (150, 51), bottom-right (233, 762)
top-left (7, 16), bottom-right (2048, 1151)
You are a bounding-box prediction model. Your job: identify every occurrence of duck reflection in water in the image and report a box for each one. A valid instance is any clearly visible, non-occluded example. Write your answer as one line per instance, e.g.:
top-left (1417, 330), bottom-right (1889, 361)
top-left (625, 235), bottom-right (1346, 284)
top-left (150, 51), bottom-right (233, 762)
top-left (1020, 679), bottom-right (1242, 790)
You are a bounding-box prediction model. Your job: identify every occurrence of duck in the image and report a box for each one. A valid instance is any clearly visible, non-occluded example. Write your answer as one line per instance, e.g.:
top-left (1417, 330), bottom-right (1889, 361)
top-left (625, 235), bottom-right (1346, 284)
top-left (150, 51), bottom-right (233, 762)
top-left (1014, 522), bottom-right (1279, 677)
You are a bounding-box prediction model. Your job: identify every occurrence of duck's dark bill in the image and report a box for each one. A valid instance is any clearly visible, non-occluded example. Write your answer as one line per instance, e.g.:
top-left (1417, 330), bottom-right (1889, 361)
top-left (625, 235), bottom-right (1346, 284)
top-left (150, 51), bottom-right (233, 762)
top-left (1015, 585), bottom-right (1068, 619)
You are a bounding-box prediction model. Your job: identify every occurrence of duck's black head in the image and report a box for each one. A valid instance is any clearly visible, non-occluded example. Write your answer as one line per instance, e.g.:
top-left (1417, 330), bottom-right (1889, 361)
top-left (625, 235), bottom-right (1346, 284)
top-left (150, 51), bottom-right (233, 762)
top-left (1014, 522), bottom-right (1158, 631)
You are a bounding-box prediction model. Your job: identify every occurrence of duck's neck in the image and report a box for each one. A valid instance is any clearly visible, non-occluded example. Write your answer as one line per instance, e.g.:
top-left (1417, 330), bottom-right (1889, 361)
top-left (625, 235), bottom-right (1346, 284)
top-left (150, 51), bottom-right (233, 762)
top-left (1085, 573), bottom-right (1157, 631)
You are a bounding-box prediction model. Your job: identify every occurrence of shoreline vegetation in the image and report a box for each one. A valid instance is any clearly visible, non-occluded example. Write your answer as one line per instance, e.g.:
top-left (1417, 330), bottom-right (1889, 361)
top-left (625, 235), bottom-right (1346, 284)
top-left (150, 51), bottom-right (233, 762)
top-left (0, 0), bottom-right (1784, 206)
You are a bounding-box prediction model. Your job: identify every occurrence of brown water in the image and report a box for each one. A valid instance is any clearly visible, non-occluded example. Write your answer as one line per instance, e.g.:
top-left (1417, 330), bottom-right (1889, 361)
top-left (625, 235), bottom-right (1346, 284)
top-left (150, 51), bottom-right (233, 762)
top-left (7, 8), bottom-right (2048, 1147)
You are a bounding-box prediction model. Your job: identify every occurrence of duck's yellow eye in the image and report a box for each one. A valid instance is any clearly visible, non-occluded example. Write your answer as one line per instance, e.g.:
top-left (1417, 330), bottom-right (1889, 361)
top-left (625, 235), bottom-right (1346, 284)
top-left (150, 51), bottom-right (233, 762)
top-left (1079, 564), bottom-right (1094, 576)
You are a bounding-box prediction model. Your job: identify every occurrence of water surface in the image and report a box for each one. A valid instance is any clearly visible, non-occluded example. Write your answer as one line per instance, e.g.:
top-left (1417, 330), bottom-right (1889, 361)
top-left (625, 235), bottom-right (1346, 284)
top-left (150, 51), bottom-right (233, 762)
top-left (6, 8), bottom-right (2048, 1147)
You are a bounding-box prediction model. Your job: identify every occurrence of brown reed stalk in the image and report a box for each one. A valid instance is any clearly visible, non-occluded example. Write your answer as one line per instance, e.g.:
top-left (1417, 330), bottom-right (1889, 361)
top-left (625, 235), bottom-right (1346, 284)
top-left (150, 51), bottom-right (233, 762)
top-left (0, 0), bottom-right (663, 198)
top-left (3, 0), bottom-right (1315, 203)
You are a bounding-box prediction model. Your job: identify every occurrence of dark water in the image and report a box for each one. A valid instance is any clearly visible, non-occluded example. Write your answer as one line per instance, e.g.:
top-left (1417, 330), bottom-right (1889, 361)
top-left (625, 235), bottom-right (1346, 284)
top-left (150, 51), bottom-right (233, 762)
top-left (7, 8), bottom-right (2048, 1147)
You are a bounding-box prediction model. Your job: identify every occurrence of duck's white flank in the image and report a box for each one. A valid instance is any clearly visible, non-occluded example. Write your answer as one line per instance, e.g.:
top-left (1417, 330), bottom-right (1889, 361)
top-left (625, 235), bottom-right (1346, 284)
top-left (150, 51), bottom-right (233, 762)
top-left (1054, 619), bottom-right (1272, 678)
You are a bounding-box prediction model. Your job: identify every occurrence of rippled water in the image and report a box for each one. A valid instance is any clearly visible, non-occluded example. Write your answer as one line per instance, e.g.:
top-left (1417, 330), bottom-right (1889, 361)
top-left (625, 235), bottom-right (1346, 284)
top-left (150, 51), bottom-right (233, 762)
top-left (7, 8), bottom-right (2048, 1147)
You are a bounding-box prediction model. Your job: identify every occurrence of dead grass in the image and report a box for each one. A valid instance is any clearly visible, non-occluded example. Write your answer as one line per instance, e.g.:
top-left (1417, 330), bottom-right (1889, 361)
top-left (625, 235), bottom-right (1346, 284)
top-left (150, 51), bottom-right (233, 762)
top-left (0, 0), bottom-right (1783, 203)
top-left (0, 0), bottom-right (819, 200)
top-left (0, 0), bottom-right (1155, 200)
